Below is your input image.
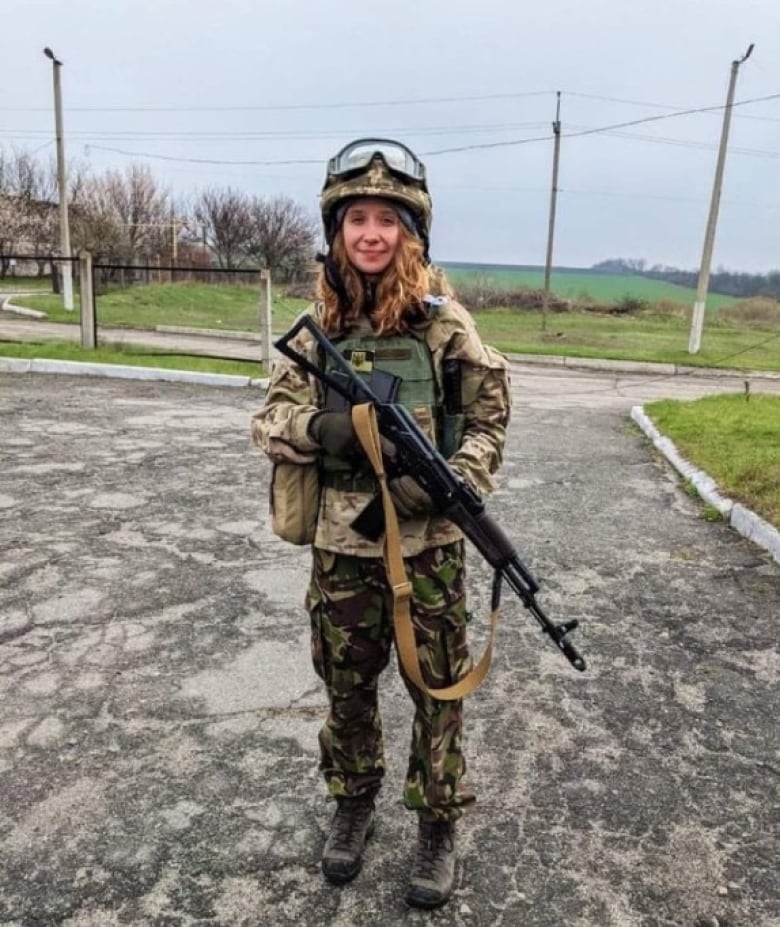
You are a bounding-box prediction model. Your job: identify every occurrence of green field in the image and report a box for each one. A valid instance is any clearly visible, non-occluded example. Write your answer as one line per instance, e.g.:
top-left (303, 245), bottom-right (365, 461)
top-left (12, 264), bottom-right (736, 312)
top-left (440, 263), bottom-right (735, 309)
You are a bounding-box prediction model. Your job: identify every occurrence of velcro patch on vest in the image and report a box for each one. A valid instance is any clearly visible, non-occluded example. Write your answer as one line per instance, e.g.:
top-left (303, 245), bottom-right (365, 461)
top-left (344, 349), bottom-right (375, 373)
top-left (376, 348), bottom-right (413, 361)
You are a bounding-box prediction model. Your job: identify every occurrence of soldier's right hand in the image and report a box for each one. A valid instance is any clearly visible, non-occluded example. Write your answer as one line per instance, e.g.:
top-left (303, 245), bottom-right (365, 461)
top-left (309, 411), bottom-right (357, 458)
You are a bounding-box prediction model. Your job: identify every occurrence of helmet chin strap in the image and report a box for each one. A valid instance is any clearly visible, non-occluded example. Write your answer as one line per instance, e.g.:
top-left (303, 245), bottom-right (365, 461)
top-left (419, 229), bottom-right (431, 266)
top-left (316, 251), bottom-right (378, 315)
top-left (316, 251), bottom-right (350, 310)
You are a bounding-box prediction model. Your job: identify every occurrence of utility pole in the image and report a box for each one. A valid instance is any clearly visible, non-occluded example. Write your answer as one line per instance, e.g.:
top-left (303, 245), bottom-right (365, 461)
top-left (172, 210), bottom-right (178, 264)
top-left (541, 91), bottom-right (562, 333)
top-left (688, 44), bottom-right (754, 354)
top-left (43, 47), bottom-right (74, 311)
top-left (259, 268), bottom-right (273, 369)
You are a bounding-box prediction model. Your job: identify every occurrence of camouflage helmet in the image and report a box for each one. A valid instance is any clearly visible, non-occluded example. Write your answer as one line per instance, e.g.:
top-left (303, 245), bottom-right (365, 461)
top-left (320, 138), bottom-right (432, 251)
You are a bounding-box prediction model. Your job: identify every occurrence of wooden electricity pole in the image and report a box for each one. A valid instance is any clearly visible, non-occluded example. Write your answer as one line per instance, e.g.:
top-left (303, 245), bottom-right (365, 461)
top-left (541, 92), bottom-right (562, 333)
top-left (688, 44), bottom-right (754, 354)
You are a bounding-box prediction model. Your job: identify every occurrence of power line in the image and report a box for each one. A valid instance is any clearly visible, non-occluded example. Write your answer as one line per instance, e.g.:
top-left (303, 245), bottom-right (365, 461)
top-left (5, 122), bottom-right (778, 160)
top-left (566, 90), bottom-right (780, 123)
top-left (0, 121), bottom-right (552, 142)
top-left (3, 87), bottom-right (777, 123)
top-left (84, 145), bottom-right (324, 166)
top-left (421, 92), bottom-right (780, 155)
top-left (50, 90), bottom-right (777, 166)
top-left (573, 126), bottom-right (780, 159)
top-left (0, 90), bottom-right (556, 114)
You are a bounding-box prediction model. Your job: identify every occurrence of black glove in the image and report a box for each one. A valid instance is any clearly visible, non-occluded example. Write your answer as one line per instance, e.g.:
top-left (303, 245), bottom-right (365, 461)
top-left (389, 475), bottom-right (436, 520)
top-left (309, 411), bottom-right (357, 458)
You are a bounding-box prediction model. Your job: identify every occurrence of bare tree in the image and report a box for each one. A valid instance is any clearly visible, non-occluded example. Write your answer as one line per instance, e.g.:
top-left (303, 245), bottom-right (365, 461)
top-left (70, 163), bottom-right (171, 265)
top-left (0, 145), bottom-right (316, 281)
top-left (194, 187), bottom-right (252, 269)
top-left (247, 194), bottom-right (318, 282)
top-left (0, 150), bottom-right (25, 275)
top-left (70, 175), bottom-right (125, 262)
top-left (0, 148), bottom-right (59, 276)
top-left (106, 164), bottom-right (170, 261)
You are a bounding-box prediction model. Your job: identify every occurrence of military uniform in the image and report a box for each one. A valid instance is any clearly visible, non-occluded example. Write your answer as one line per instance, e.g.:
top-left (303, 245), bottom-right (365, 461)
top-left (252, 296), bottom-right (510, 821)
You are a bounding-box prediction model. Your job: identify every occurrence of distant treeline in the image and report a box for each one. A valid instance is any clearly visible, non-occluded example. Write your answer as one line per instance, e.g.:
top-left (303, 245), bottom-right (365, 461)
top-left (592, 258), bottom-right (780, 300)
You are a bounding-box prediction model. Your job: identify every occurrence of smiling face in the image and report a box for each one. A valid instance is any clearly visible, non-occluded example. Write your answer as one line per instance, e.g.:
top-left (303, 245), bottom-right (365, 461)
top-left (340, 197), bottom-right (402, 275)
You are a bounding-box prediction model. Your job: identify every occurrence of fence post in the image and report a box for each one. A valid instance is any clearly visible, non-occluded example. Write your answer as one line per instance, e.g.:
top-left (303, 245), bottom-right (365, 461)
top-left (259, 268), bottom-right (273, 369)
top-left (79, 251), bottom-right (96, 349)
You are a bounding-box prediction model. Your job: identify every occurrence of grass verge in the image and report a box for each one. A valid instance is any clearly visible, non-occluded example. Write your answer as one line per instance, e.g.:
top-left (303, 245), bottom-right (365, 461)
top-left (643, 393), bottom-right (780, 527)
top-left (16, 283), bottom-right (780, 373)
top-left (472, 309), bottom-right (780, 373)
top-left (0, 340), bottom-right (264, 378)
top-left (21, 283), bottom-right (308, 331)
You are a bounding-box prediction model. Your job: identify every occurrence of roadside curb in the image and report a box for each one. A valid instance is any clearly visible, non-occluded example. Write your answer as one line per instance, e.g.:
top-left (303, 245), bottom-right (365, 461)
top-left (155, 325), bottom-right (263, 342)
top-left (0, 295), bottom-right (47, 319)
top-left (507, 352), bottom-right (780, 380)
top-left (631, 405), bottom-right (780, 565)
top-left (0, 356), bottom-right (269, 390)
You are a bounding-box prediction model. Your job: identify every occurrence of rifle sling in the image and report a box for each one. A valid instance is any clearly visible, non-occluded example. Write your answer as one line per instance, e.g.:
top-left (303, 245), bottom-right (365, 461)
top-left (351, 402), bottom-right (500, 701)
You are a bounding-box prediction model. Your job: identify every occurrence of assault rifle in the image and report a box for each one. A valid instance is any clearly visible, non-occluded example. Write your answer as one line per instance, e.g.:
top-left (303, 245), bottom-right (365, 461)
top-left (274, 315), bottom-right (586, 672)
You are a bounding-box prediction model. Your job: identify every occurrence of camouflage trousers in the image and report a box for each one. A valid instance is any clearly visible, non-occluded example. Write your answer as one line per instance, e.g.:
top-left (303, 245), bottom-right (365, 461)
top-left (305, 540), bottom-right (475, 822)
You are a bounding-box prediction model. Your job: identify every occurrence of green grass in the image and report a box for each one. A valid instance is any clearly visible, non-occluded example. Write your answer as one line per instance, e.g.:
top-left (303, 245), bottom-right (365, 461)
top-left (11, 281), bottom-right (780, 372)
top-left (440, 263), bottom-right (736, 309)
top-left (0, 276), bottom-right (54, 292)
top-left (644, 394), bottom-right (780, 526)
top-left (0, 340), bottom-right (264, 378)
top-left (21, 282), bottom-right (309, 330)
top-left (470, 308), bottom-right (780, 372)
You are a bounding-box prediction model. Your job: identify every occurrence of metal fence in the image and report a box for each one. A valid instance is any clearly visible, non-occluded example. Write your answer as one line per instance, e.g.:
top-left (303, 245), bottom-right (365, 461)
top-left (91, 260), bottom-right (268, 291)
top-left (0, 253), bottom-right (278, 363)
top-left (0, 253), bottom-right (79, 294)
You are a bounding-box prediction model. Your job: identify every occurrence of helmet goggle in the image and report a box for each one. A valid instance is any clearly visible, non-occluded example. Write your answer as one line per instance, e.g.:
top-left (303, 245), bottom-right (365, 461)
top-left (327, 138), bottom-right (427, 185)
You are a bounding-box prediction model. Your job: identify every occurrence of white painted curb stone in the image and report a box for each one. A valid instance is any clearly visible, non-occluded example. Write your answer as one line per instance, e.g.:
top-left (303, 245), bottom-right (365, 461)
top-left (631, 405), bottom-right (780, 565)
top-left (0, 356), bottom-right (268, 390)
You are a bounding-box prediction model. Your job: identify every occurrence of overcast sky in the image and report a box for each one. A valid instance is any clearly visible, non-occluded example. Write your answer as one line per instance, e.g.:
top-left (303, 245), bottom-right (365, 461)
top-left (3, 0), bottom-right (779, 272)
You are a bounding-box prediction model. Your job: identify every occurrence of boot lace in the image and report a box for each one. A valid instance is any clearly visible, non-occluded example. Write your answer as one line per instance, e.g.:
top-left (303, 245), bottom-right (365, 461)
top-left (416, 821), bottom-right (454, 880)
top-left (330, 798), bottom-right (373, 852)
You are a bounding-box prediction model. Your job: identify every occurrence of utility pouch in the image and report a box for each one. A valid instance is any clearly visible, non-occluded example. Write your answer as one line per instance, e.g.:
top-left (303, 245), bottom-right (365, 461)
top-left (440, 359), bottom-right (466, 460)
top-left (270, 462), bottom-right (320, 545)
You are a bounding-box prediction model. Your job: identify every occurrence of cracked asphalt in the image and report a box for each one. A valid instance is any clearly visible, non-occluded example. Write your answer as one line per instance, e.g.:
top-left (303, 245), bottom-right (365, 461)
top-left (0, 367), bottom-right (778, 927)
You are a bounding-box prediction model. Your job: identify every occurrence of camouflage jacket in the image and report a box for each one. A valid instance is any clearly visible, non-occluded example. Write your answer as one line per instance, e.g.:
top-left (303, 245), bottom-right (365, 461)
top-left (251, 299), bottom-right (511, 557)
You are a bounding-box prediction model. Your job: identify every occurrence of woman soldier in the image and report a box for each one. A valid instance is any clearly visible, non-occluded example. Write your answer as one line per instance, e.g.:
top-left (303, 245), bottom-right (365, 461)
top-left (252, 138), bottom-right (510, 909)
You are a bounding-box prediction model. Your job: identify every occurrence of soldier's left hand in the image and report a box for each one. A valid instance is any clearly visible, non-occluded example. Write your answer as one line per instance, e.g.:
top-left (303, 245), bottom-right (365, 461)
top-left (389, 475), bottom-right (436, 519)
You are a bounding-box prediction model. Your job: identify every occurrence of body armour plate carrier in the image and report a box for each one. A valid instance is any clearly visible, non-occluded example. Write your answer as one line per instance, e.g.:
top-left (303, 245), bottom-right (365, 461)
top-left (320, 331), bottom-right (444, 489)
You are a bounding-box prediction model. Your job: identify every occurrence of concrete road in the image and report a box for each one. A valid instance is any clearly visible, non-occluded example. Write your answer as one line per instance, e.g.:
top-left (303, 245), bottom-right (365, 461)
top-left (0, 369), bottom-right (778, 927)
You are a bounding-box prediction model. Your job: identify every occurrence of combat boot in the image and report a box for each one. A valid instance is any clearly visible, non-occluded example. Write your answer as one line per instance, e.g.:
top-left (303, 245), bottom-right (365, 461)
top-left (321, 795), bottom-right (375, 884)
top-left (405, 818), bottom-right (457, 909)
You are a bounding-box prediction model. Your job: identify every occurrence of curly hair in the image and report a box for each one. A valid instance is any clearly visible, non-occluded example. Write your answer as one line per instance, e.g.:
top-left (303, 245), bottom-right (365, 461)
top-left (316, 225), bottom-right (450, 336)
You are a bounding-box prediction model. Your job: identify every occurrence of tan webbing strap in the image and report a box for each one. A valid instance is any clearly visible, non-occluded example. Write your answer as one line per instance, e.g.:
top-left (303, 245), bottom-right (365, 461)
top-left (351, 402), bottom-right (501, 701)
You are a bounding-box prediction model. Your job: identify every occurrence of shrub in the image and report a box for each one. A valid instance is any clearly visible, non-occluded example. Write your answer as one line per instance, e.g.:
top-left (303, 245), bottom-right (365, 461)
top-left (715, 297), bottom-right (780, 328)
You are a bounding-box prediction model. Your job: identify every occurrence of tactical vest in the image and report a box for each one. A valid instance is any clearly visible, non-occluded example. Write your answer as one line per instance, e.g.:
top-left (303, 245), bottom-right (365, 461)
top-left (320, 330), bottom-right (445, 492)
